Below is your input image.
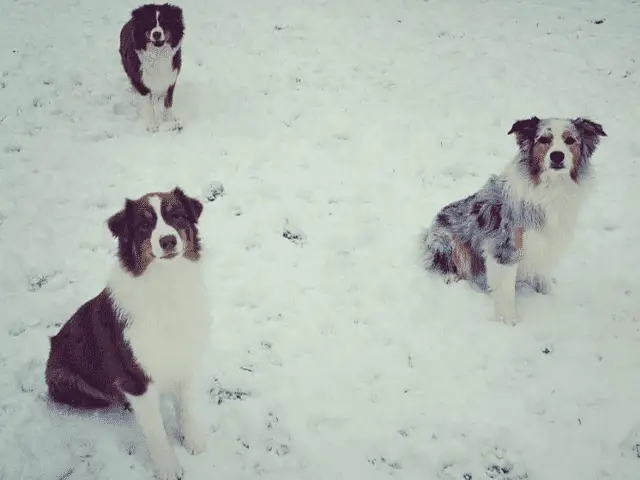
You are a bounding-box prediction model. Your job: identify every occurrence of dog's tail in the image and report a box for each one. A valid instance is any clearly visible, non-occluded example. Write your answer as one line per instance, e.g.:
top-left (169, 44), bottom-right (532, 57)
top-left (420, 222), bottom-right (457, 277)
top-left (46, 365), bottom-right (118, 409)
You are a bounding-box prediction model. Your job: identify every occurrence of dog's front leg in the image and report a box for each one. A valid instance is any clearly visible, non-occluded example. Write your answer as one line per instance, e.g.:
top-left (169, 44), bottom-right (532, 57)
top-left (140, 93), bottom-right (159, 133)
top-left (485, 244), bottom-right (519, 325)
top-left (127, 386), bottom-right (183, 480)
top-left (175, 377), bottom-right (207, 455)
top-left (161, 84), bottom-right (183, 131)
top-left (131, 80), bottom-right (159, 133)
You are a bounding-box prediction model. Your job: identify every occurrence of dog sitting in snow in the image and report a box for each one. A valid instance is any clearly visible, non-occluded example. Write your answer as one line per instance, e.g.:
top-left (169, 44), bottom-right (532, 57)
top-left (421, 116), bottom-right (606, 324)
top-left (46, 187), bottom-right (209, 480)
top-left (119, 3), bottom-right (184, 132)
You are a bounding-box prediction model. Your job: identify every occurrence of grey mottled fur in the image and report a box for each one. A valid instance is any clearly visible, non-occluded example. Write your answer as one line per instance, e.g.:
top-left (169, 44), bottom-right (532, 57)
top-left (421, 174), bottom-right (547, 291)
top-left (420, 116), bottom-right (607, 321)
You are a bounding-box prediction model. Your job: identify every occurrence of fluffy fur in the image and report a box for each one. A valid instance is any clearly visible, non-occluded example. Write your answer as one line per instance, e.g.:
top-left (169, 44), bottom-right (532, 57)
top-left (46, 187), bottom-right (209, 480)
top-left (421, 116), bottom-right (607, 324)
top-left (119, 3), bottom-right (185, 132)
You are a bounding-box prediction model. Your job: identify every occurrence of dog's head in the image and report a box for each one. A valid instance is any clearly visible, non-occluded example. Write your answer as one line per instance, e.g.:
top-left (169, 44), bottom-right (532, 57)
top-left (508, 116), bottom-right (607, 184)
top-left (107, 187), bottom-right (203, 276)
top-left (131, 3), bottom-right (184, 49)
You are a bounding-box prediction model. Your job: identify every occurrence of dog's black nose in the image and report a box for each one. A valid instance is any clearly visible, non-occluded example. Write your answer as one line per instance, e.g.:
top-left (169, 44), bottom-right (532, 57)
top-left (159, 235), bottom-right (177, 251)
top-left (152, 31), bottom-right (162, 40)
top-left (549, 151), bottom-right (565, 168)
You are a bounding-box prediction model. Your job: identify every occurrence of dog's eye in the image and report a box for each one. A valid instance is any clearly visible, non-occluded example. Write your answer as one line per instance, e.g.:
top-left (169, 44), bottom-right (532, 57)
top-left (172, 212), bottom-right (186, 222)
top-left (139, 221), bottom-right (151, 232)
top-left (565, 137), bottom-right (576, 145)
top-left (538, 137), bottom-right (552, 144)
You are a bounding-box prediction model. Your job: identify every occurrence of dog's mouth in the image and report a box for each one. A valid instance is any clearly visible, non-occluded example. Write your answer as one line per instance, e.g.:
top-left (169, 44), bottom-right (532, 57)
top-left (549, 163), bottom-right (565, 171)
top-left (153, 252), bottom-right (179, 260)
top-left (152, 40), bottom-right (165, 47)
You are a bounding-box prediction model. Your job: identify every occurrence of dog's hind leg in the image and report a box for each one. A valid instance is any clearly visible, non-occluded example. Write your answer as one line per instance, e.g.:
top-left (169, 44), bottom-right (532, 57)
top-left (420, 225), bottom-right (459, 283)
top-left (45, 365), bottom-right (115, 409)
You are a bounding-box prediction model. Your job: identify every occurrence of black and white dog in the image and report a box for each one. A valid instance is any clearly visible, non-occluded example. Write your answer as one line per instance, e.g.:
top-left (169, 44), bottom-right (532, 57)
top-left (421, 116), bottom-right (607, 324)
top-left (46, 188), bottom-right (209, 480)
top-left (119, 3), bottom-right (184, 132)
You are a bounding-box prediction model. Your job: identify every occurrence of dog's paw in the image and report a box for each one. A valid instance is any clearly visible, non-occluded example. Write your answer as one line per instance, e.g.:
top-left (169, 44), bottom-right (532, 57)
top-left (443, 273), bottom-right (460, 285)
top-left (157, 118), bottom-right (183, 133)
top-left (153, 455), bottom-right (183, 480)
top-left (146, 123), bottom-right (160, 133)
top-left (491, 301), bottom-right (519, 326)
top-left (169, 120), bottom-right (183, 133)
top-left (492, 311), bottom-right (520, 326)
top-left (182, 426), bottom-right (206, 455)
top-left (534, 276), bottom-right (556, 295)
top-left (162, 108), bottom-right (183, 131)
top-left (540, 277), bottom-right (556, 295)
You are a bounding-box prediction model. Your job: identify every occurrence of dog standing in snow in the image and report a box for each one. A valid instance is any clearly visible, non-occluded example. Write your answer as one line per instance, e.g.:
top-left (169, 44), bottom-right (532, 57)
top-left (46, 187), bottom-right (210, 480)
top-left (119, 3), bottom-right (184, 132)
top-left (421, 116), bottom-right (606, 324)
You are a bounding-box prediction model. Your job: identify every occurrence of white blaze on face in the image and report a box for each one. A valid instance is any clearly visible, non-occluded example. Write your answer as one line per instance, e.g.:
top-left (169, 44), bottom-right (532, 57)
top-left (542, 119), bottom-right (574, 171)
top-left (148, 195), bottom-right (183, 258)
top-left (149, 9), bottom-right (165, 42)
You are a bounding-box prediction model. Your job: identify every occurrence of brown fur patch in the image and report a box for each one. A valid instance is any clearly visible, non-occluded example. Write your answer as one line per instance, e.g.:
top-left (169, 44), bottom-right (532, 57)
top-left (515, 226), bottom-right (523, 251)
top-left (514, 226), bottom-right (524, 263)
top-left (452, 238), bottom-right (484, 280)
top-left (563, 129), bottom-right (583, 183)
top-left (179, 227), bottom-right (200, 261)
top-left (137, 237), bottom-right (155, 272)
top-left (531, 140), bottom-right (551, 184)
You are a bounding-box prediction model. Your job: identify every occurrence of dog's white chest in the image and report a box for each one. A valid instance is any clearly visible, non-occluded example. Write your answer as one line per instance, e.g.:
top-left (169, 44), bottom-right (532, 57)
top-left (138, 45), bottom-right (179, 95)
top-left (109, 260), bottom-right (211, 388)
top-left (125, 305), bottom-right (208, 386)
top-left (519, 206), bottom-right (578, 275)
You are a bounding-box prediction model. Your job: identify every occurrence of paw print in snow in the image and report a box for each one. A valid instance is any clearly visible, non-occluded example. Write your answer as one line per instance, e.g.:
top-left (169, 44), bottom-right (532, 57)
top-left (208, 379), bottom-right (251, 405)
top-left (204, 181), bottom-right (225, 202)
top-left (282, 219), bottom-right (306, 246)
top-left (28, 274), bottom-right (49, 292)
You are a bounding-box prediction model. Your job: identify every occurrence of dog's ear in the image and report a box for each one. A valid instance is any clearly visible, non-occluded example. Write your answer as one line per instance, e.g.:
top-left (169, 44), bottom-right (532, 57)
top-left (173, 187), bottom-right (203, 223)
top-left (508, 116), bottom-right (540, 150)
top-left (129, 6), bottom-right (151, 47)
top-left (573, 117), bottom-right (607, 157)
top-left (131, 5), bottom-right (146, 19)
top-left (131, 4), bottom-right (156, 20)
top-left (572, 117), bottom-right (607, 138)
top-left (107, 199), bottom-right (133, 241)
top-left (162, 3), bottom-right (184, 29)
top-left (508, 116), bottom-right (540, 138)
top-left (166, 3), bottom-right (184, 19)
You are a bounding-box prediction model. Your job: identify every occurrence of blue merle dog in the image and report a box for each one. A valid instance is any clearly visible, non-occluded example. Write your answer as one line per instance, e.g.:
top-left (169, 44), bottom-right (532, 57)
top-left (421, 116), bottom-right (606, 324)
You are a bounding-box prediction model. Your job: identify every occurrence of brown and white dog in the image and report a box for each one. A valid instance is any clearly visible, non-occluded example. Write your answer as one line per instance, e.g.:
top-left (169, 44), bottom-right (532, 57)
top-left (421, 117), bottom-right (607, 324)
top-left (46, 187), bottom-right (209, 480)
top-left (119, 3), bottom-right (184, 132)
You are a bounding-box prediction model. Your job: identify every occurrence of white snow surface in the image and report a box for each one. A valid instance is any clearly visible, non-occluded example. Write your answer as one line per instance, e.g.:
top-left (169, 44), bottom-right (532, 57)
top-left (1, 0), bottom-right (639, 479)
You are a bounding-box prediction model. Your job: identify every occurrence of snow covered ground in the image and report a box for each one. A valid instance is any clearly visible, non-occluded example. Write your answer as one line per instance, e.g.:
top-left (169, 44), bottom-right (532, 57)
top-left (1, 0), bottom-right (639, 478)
